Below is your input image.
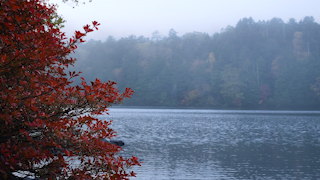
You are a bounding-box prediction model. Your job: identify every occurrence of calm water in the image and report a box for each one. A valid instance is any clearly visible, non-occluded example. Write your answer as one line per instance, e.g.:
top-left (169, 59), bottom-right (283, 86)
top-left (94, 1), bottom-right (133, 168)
top-left (102, 108), bottom-right (320, 180)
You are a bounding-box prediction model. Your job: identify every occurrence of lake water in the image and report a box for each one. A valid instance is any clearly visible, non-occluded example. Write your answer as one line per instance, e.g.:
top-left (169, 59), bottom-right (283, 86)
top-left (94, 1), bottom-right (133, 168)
top-left (102, 108), bottom-right (320, 180)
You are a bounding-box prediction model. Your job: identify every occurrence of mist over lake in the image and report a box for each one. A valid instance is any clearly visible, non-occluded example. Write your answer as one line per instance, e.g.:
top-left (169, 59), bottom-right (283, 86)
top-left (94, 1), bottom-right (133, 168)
top-left (68, 14), bottom-right (320, 179)
top-left (5, 1), bottom-right (320, 179)
top-left (104, 108), bottom-right (320, 179)
top-left (70, 16), bottom-right (320, 110)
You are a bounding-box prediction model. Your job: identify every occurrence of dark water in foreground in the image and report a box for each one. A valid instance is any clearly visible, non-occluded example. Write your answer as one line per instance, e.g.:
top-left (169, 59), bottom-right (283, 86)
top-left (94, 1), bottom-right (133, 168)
top-left (103, 108), bottom-right (320, 180)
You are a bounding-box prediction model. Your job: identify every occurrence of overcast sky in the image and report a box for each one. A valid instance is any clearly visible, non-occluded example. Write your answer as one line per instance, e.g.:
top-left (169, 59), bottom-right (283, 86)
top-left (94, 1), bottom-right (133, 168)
top-left (49, 0), bottom-right (320, 40)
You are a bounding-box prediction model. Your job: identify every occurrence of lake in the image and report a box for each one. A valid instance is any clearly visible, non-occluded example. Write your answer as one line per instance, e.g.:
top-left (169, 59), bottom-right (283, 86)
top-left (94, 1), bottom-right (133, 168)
top-left (102, 108), bottom-right (320, 180)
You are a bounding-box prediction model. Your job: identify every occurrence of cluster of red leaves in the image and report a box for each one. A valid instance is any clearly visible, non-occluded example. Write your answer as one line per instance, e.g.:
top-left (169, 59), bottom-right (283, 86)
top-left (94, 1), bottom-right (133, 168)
top-left (0, 0), bottom-right (140, 179)
top-left (259, 84), bottom-right (271, 104)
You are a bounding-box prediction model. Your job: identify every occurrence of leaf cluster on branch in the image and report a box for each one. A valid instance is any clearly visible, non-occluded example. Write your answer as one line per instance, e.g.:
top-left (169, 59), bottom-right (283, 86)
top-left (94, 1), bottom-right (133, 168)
top-left (0, 0), bottom-right (140, 179)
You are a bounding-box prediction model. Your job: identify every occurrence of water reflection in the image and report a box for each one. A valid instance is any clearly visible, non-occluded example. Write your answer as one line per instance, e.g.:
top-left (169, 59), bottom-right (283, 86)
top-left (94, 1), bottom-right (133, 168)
top-left (102, 108), bottom-right (320, 179)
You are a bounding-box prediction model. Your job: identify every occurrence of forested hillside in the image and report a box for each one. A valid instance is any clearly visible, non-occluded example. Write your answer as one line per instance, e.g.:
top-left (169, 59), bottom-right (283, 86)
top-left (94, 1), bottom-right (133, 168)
top-left (69, 16), bottom-right (320, 109)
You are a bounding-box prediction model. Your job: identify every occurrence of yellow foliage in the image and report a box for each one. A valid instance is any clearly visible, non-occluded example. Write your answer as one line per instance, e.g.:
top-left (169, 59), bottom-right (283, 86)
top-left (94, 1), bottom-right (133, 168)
top-left (207, 52), bottom-right (216, 64)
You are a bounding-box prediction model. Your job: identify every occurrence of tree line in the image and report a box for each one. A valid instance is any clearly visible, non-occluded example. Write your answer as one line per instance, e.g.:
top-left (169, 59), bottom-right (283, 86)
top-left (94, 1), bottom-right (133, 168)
top-left (70, 16), bottom-right (320, 109)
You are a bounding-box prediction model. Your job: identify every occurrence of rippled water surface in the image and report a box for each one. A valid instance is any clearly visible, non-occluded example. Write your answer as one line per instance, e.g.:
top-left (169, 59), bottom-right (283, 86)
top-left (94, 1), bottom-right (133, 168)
top-left (101, 108), bottom-right (320, 180)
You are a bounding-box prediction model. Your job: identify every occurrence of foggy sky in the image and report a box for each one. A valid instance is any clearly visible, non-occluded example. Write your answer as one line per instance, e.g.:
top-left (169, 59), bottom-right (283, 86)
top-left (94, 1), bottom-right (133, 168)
top-left (50, 0), bottom-right (320, 40)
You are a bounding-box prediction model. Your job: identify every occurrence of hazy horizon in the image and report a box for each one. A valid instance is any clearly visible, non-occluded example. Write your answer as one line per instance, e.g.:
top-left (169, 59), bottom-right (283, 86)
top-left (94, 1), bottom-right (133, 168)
top-left (50, 0), bottom-right (320, 41)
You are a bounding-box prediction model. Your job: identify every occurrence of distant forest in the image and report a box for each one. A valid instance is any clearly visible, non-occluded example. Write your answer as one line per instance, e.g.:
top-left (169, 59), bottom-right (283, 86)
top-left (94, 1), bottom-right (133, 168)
top-left (69, 16), bottom-right (320, 109)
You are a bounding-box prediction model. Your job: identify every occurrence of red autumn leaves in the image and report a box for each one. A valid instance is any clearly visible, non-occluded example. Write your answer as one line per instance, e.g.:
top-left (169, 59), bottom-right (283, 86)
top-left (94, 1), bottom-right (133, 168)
top-left (0, 0), bottom-right (139, 179)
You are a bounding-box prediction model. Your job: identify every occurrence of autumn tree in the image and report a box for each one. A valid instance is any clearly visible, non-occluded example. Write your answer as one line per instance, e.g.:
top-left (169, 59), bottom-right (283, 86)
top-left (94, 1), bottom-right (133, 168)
top-left (0, 0), bottom-right (140, 179)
